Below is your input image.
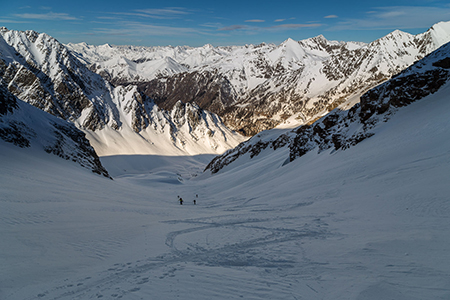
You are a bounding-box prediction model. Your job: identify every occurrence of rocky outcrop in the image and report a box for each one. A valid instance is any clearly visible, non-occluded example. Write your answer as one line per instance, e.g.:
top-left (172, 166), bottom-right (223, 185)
top-left (0, 27), bottom-right (113, 131)
top-left (0, 82), bottom-right (111, 177)
top-left (137, 70), bottom-right (237, 113)
top-left (205, 41), bottom-right (450, 174)
top-left (0, 27), bottom-right (245, 157)
top-left (66, 22), bottom-right (450, 136)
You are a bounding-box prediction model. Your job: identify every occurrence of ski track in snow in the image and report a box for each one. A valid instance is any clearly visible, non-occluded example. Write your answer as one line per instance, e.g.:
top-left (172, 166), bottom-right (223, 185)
top-left (3, 142), bottom-right (450, 300)
top-left (2, 135), bottom-right (450, 300)
top-left (18, 200), bottom-right (332, 300)
top-left (2, 83), bottom-right (450, 299)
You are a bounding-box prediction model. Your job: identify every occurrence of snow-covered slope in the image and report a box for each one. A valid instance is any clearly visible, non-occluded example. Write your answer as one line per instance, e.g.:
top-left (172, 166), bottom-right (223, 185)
top-left (85, 96), bottom-right (247, 156)
top-left (2, 22), bottom-right (450, 300)
top-left (0, 27), bottom-right (245, 156)
top-left (0, 81), bottom-right (110, 177)
top-left (67, 21), bottom-right (450, 135)
top-left (1, 43), bottom-right (450, 299)
top-left (205, 40), bottom-right (450, 174)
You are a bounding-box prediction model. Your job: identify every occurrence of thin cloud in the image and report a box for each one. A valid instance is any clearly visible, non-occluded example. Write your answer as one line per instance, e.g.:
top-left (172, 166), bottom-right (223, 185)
top-left (95, 21), bottom-right (203, 37)
top-left (324, 15), bottom-right (338, 19)
top-left (200, 22), bottom-right (223, 28)
top-left (245, 19), bottom-right (265, 23)
top-left (376, 10), bottom-right (406, 19)
top-left (136, 7), bottom-right (189, 14)
top-left (218, 23), bottom-right (322, 32)
top-left (329, 6), bottom-right (450, 31)
top-left (269, 23), bottom-right (322, 29)
top-left (14, 12), bottom-right (81, 21)
top-left (0, 18), bottom-right (30, 24)
top-left (275, 19), bottom-right (286, 22)
top-left (218, 25), bottom-right (250, 31)
top-left (96, 16), bottom-right (122, 20)
top-left (129, 7), bottom-right (191, 19)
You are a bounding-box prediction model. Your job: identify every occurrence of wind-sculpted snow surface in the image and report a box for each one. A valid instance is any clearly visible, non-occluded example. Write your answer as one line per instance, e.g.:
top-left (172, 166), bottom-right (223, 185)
top-left (2, 22), bottom-right (450, 300)
top-left (67, 22), bottom-right (450, 135)
top-left (2, 65), bottom-right (450, 298)
top-left (205, 41), bottom-right (450, 174)
top-left (0, 27), bottom-right (245, 156)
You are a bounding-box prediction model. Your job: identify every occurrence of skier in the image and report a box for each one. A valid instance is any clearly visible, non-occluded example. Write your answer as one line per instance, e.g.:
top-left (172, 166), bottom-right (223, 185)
top-left (193, 199), bottom-right (196, 205)
top-left (179, 197), bottom-right (183, 205)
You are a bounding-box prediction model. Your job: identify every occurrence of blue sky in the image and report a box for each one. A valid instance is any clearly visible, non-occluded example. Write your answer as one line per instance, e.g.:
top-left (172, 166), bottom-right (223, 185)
top-left (1, 0), bottom-right (450, 47)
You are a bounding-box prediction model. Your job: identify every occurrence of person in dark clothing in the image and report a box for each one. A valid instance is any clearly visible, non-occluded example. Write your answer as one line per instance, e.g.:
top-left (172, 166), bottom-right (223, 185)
top-left (179, 197), bottom-right (183, 205)
top-left (193, 199), bottom-right (196, 205)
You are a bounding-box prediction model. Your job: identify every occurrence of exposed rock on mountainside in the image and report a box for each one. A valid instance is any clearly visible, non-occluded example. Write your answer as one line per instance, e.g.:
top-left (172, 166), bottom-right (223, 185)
top-left (67, 22), bottom-right (450, 135)
top-left (0, 27), bottom-right (112, 130)
top-left (0, 82), bottom-right (110, 177)
top-left (204, 41), bottom-right (450, 174)
top-left (137, 70), bottom-right (237, 113)
top-left (0, 27), bottom-right (245, 157)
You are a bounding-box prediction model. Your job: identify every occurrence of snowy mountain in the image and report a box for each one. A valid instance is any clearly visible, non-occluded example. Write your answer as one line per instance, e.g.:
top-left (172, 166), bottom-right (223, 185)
top-left (205, 40), bottom-right (450, 174)
top-left (67, 21), bottom-right (450, 135)
top-left (0, 27), bottom-right (245, 157)
top-left (0, 81), bottom-right (110, 177)
top-left (3, 22), bottom-right (450, 300)
top-left (2, 40), bottom-right (450, 300)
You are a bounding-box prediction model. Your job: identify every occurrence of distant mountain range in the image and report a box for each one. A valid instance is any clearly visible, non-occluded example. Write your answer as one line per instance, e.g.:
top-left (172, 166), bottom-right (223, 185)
top-left (1, 21), bottom-right (450, 175)
top-left (205, 36), bottom-right (450, 174)
top-left (67, 21), bottom-right (450, 135)
top-left (0, 27), bottom-right (245, 162)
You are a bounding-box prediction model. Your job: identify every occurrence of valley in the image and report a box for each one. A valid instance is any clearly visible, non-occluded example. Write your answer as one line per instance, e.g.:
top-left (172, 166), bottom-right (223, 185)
top-left (2, 84), bottom-right (450, 299)
top-left (1, 20), bottom-right (450, 300)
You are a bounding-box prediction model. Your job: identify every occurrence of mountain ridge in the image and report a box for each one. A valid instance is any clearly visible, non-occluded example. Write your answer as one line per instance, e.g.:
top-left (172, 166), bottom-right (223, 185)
top-left (65, 21), bottom-right (450, 135)
top-left (0, 81), bottom-right (110, 177)
top-left (204, 40), bottom-right (450, 174)
top-left (0, 27), bottom-right (246, 159)
top-left (2, 21), bottom-right (450, 162)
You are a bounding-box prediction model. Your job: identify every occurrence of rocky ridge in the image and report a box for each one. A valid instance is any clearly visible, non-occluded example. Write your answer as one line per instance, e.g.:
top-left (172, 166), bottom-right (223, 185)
top-left (0, 27), bottom-right (245, 157)
top-left (204, 41), bottom-right (450, 174)
top-left (0, 81), bottom-right (110, 177)
top-left (67, 22), bottom-right (450, 135)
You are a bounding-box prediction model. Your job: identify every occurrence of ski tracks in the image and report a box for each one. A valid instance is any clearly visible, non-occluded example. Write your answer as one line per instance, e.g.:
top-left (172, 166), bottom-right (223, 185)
top-left (27, 213), bottom-right (333, 299)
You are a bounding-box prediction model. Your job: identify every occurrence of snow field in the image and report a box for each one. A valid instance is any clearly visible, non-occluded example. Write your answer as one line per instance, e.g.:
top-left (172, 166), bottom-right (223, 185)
top-left (1, 84), bottom-right (450, 299)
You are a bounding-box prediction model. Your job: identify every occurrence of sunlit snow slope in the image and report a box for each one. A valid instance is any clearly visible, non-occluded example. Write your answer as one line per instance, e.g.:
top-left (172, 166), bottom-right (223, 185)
top-left (0, 27), bottom-right (245, 157)
top-left (1, 47), bottom-right (450, 300)
top-left (0, 82), bottom-right (110, 176)
top-left (67, 21), bottom-right (450, 134)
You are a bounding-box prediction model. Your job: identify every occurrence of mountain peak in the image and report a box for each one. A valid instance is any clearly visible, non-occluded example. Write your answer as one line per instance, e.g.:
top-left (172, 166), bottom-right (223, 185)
top-left (202, 43), bottom-right (214, 49)
top-left (281, 38), bottom-right (298, 46)
top-left (427, 20), bottom-right (450, 47)
top-left (206, 38), bottom-right (450, 173)
top-left (429, 20), bottom-right (450, 32)
top-left (386, 29), bottom-right (412, 39)
top-left (99, 43), bottom-right (113, 49)
top-left (312, 34), bottom-right (327, 42)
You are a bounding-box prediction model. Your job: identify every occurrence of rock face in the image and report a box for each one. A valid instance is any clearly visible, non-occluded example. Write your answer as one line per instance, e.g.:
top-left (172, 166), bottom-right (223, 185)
top-left (0, 27), bottom-right (245, 157)
top-left (204, 41), bottom-right (450, 174)
top-left (137, 70), bottom-right (237, 114)
top-left (66, 22), bottom-right (450, 135)
top-left (0, 82), bottom-right (111, 177)
top-left (0, 27), bottom-right (112, 131)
